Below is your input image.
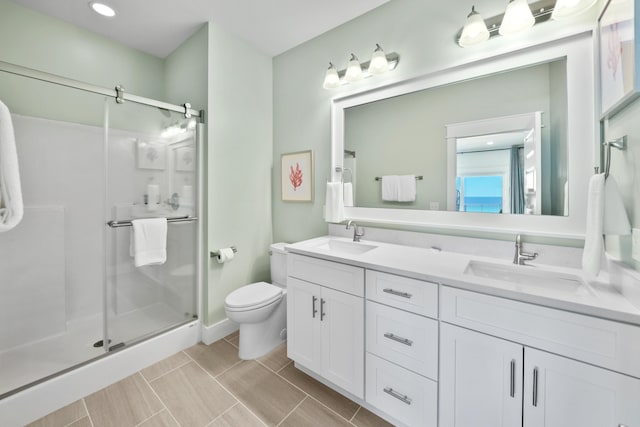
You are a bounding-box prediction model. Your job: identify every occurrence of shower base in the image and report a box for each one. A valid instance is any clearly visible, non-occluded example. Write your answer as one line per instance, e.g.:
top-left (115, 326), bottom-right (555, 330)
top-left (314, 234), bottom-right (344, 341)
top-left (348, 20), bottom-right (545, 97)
top-left (0, 302), bottom-right (187, 398)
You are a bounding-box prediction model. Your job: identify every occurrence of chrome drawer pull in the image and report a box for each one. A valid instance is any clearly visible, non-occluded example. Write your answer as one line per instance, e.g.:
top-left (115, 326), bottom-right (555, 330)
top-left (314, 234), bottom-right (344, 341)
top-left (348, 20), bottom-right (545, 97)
top-left (384, 332), bottom-right (413, 347)
top-left (312, 296), bottom-right (318, 318)
top-left (383, 387), bottom-right (412, 405)
top-left (383, 288), bottom-right (412, 299)
top-left (532, 367), bottom-right (539, 407)
top-left (510, 359), bottom-right (516, 398)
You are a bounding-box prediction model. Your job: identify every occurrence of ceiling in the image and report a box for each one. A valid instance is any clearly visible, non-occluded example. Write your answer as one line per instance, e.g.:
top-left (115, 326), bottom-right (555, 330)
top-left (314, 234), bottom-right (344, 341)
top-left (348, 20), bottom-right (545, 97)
top-left (9, 0), bottom-right (390, 58)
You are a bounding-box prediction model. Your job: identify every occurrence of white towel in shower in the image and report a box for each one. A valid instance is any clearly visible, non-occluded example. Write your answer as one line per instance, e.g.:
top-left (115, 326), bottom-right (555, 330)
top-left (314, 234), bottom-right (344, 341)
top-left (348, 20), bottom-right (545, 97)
top-left (581, 174), bottom-right (605, 277)
top-left (130, 218), bottom-right (167, 267)
top-left (0, 99), bottom-right (23, 232)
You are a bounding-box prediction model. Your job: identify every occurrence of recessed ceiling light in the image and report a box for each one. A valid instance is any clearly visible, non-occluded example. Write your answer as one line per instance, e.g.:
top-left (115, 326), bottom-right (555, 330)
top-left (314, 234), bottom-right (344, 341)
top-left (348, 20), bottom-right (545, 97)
top-left (89, 2), bottom-right (116, 17)
top-left (486, 141), bottom-right (495, 145)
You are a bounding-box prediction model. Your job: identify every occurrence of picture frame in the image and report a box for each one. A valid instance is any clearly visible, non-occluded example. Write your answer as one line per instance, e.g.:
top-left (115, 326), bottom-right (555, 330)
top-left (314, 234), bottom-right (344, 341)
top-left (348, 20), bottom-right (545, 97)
top-left (281, 150), bottom-right (313, 202)
top-left (136, 140), bottom-right (166, 170)
top-left (175, 145), bottom-right (195, 172)
top-left (598, 0), bottom-right (640, 118)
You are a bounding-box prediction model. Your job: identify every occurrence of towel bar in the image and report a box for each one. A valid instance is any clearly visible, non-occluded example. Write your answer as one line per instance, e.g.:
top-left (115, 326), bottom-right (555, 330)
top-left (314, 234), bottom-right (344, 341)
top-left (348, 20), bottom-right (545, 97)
top-left (107, 216), bottom-right (197, 228)
top-left (375, 176), bottom-right (423, 181)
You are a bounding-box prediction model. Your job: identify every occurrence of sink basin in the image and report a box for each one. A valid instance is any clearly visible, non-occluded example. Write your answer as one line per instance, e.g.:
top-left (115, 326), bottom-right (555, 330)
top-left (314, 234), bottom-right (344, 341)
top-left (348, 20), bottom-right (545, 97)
top-left (313, 239), bottom-right (378, 256)
top-left (464, 260), bottom-right (594, 296)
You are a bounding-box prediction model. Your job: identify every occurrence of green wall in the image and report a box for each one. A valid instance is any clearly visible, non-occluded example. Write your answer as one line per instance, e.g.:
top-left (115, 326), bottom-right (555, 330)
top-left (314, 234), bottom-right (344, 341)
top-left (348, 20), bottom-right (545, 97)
top-left (272, 0), bottom-right (598, 245)
top-left (0, 0), bottom-right (164, 125)
top-left (206, 23), bottom-right (273, 325)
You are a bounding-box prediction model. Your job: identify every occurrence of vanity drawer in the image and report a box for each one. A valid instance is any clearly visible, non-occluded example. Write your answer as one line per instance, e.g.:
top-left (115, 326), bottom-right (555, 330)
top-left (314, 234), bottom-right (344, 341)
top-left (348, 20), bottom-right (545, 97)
top-left (366, 270), bottom-right (438, 318)
top-left (288, 253), bottom-right (364, 297)
top-left (366, 301), bottom-right (438, 380)
top-left (441, 286), bottom-right (640, 378)
top-left (365, 353), bottom-right (437, 427)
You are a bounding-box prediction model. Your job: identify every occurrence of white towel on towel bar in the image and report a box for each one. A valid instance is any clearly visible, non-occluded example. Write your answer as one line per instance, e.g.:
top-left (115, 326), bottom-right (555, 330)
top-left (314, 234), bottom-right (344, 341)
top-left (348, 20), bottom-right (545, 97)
top-left (397, 175), bottom-right (416, 202)
top-left (381, 175), bottom-right (416, 202)
top-left (0, 99), bottom-right (23, 232)
top-left (129, 218), bottom-right (167, 267)
top-left (381, 175), bottom-right (399, 201)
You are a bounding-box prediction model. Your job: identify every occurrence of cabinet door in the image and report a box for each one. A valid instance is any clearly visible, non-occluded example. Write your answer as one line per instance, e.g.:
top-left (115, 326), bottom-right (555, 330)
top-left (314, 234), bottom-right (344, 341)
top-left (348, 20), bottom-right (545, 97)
top-left (286, 277), bottom-right (321, 373)
top-left (320, 286), bottom-right (364, 398)
top-left (440, 323), bottom-right (523, 427)
top-left (524, 348), bottom-right (640, 427)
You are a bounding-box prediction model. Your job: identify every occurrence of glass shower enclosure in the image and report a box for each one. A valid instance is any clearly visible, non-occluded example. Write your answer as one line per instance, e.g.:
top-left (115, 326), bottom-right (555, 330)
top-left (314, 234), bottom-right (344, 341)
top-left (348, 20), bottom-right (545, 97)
top-left (0, 62), bottom-right (202, 398)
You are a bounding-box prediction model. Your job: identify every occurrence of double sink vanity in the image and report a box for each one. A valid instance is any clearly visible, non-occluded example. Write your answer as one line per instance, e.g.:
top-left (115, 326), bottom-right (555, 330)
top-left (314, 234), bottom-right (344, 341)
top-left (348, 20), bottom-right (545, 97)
top-left (285, 234), bottom-right (640, 427)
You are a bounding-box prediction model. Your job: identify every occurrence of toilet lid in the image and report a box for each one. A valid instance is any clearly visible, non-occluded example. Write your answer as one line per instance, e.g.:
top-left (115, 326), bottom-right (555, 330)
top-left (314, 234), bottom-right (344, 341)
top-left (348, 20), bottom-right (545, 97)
top-left (225, 282), bottom-right (283, 309)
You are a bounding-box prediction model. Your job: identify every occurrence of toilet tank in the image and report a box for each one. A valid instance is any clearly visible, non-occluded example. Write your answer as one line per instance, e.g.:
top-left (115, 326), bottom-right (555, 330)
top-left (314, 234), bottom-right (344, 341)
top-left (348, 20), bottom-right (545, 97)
top-left (270, 242), bottom-right (288, 287)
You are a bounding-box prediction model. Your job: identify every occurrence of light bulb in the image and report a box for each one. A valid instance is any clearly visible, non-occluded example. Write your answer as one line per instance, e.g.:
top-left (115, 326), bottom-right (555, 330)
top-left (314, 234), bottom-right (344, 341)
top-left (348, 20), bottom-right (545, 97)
top-left (345, 54), bottom-right (363, 82)
top-left (459, 6), bottom-right (490, 47)
top-left (368, 44), bottom-right (389, 74)
top-left (323, 63), bottom-right (340, 89)
top-left (499, 0), bottom-right (535, 36)
top-left (551, 0), bottom-right (598, 19)
top-left (89, 1), bottom-right (115, 17)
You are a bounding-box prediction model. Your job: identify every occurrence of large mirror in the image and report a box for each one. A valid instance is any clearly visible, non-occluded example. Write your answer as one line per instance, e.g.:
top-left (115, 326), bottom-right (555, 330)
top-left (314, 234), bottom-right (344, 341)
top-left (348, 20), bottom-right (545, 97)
top-left (344, 59), bottom-right (567, 216)
top-left (331, 35), bottom-right (594, 238)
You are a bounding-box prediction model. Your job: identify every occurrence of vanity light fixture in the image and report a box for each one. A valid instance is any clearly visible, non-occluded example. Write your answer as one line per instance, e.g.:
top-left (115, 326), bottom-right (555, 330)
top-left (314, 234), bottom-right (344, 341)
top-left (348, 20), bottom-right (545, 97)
top-left (551, 0), bottom-right (598, 19)
top-left (456, 0), bottom-right (595, 47)
top-left (345, 54), bottom-right (364, 82)
top-left (89, 1), bottom-right (116, 17)
top-left (322, 44), bottom-right (400, 90)
top-left (368, 44), bottom-right (390, 74)
top-left (323, 63), bottom-right (341, 89)
top-left (458, 6), bottom-right (491, 47)
top-left (499, 0), bottom-right (535, 36)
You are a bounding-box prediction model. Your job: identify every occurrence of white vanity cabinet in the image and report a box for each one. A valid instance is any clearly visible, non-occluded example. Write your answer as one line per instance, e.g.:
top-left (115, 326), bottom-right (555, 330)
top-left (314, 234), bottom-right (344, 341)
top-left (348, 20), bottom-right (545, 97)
top-left (440, 286), bottom-right (640, 427)
top-left (365, 270), bottom-right (439, 427)
top-left (286, 254), bottom-right (365, 398)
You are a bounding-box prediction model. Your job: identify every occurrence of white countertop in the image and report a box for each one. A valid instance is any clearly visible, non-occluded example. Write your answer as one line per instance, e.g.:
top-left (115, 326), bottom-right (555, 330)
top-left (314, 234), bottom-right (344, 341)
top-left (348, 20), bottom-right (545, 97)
top-left (286, 236), bottom-right (640, 326)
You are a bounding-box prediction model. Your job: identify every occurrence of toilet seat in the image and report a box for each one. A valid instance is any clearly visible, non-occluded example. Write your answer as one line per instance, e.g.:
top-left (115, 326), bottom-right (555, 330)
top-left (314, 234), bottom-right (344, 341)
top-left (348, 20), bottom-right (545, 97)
top-left (225, 282), bottom-right (283, 311)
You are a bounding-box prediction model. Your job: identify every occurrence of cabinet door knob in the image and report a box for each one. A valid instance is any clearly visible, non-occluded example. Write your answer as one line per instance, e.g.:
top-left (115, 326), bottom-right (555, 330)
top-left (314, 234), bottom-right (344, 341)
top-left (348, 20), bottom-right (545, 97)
top-left (320, 298), bottom-right (326, 321)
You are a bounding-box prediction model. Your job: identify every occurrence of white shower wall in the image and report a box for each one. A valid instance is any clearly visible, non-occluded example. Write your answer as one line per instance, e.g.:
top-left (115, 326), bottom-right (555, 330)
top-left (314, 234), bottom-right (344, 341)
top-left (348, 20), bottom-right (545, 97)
top-left (0, 113), bottom-right (195, 355)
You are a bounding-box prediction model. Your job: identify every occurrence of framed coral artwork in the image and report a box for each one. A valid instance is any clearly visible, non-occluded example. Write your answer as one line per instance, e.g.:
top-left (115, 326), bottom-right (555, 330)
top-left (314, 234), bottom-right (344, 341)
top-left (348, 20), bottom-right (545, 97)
top-left (598, 0), bottom-right (640, 118)
top-left (281, 150), bottom-right (313, 202)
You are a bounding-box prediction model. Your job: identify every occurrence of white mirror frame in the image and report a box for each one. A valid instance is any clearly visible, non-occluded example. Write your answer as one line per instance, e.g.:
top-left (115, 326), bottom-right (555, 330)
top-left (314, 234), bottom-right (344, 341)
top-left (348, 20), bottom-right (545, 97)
top-left (331, 33), bottom-right (595, 239)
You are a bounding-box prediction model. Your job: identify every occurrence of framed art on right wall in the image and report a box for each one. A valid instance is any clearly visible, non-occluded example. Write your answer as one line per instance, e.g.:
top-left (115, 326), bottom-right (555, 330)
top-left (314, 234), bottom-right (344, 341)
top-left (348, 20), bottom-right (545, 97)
top-left (599, 0), bottom-right (640, 118)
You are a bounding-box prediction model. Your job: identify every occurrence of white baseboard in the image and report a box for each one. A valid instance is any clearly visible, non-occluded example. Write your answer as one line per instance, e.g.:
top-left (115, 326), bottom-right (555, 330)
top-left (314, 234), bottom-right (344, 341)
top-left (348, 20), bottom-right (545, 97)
top-left (1, 321), bottom-right (200, 427)
top-left (201, 317), bottom-right (238, 345)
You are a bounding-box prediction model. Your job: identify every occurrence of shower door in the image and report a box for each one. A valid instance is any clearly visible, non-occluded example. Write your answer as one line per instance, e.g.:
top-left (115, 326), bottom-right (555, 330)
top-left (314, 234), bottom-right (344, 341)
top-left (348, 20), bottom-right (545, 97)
top-left (103, 100), bottom-right (198, 350)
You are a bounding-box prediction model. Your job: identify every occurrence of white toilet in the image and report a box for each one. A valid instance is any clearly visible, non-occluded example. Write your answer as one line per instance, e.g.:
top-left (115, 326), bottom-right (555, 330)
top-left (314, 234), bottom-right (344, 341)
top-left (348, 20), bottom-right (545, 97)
top-left (224, 242), bottom-right (288, 360)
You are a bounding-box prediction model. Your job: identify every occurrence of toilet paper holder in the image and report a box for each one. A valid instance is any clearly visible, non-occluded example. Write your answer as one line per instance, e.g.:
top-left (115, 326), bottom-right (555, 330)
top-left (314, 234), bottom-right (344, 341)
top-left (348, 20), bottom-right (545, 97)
top-left (210, 246), bottom-right (238, 258)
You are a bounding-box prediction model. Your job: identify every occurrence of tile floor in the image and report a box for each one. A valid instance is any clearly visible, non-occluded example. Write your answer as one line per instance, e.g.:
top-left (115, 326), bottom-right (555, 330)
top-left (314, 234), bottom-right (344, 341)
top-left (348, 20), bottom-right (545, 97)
top-left (28, 332), bottom-right (394, 427)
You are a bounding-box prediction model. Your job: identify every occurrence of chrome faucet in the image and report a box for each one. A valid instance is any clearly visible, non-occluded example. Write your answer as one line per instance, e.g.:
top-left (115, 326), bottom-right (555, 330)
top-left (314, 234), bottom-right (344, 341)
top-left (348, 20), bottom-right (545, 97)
top-left (346, 220), bottom-right (365, 242)
top-left (513, 234), bottom-right (538, 265)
